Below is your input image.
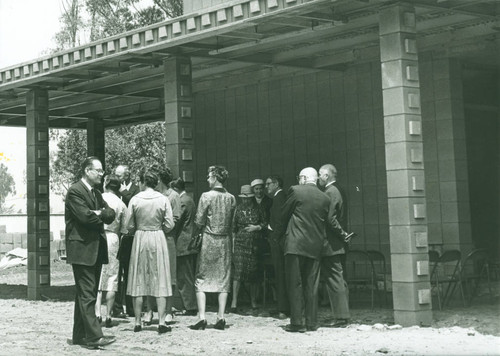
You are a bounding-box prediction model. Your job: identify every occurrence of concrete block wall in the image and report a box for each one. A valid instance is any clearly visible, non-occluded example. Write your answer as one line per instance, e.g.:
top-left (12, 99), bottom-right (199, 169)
top-left (0, 225), bottom-right (60, 260)
top-left (420, 55), bottom-right (473, 255)
top-left (194, 61), bottom-right (390, 262)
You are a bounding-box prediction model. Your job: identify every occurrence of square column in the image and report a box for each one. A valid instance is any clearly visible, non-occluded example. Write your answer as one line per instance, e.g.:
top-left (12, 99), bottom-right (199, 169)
top-left (87, 118), bottom-right (105, 171)
top-left (379, 4), bottom-right (432, 326)
top-left (164, 57), bottom-right (195, 189)
top-left (26, 89), bottom-right (51, 300)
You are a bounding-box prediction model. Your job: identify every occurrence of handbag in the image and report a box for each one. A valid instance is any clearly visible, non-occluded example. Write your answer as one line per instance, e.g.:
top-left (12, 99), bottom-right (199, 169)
top-left (188, 232), bottom-right (202, 251)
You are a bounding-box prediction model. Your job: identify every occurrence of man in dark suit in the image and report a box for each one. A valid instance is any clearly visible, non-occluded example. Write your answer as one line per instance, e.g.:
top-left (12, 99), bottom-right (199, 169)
top-left (65, 156), bottom-right (116, 348)
top-left (318, 164), bottom-right (350, 327)
top-left (171, 178), bottom-right (198, 316)
top-left (265, 175), bottom-right (289, 319)
top-left (113, 164), bottom-right (139, 318)
top-left (278, 167), bottom-right (330, 332)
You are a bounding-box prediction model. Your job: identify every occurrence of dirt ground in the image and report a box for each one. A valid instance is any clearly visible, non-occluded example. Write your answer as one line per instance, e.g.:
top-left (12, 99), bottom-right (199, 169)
top-left (1, 261), bottom-right (499, 356)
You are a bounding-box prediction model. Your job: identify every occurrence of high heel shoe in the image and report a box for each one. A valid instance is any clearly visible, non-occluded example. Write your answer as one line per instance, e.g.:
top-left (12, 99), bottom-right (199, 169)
top-left (143, 311), bottom-right (153, 326)
top-left (165, 313), bottom-right (175, 325)
top-left (189, 319), bottom-right (207, 330)
top-left (105, 318), bottom-right (113, 328)
top-left (214, 318), bottom-right (226, 330)
top-left (158, 325), bottom-right (172, 334)
top-left (133, 325), bottom-right (142, 332)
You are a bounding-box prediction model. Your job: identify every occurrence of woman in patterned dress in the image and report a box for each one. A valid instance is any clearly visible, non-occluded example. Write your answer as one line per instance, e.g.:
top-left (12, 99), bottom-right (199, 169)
top-left (126, 169), bottom-right (175, 334)
top-left (189, 166), bottom-right (236, 331)
top-left (230, 185), bottom-right (266, 312)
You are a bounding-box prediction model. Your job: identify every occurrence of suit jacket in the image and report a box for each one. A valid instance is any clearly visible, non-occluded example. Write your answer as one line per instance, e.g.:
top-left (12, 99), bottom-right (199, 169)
top-left (175, 192), bottom-right (197, 256)
top-left (323, 182), bottom-right (348, 256)
top-left (279, 184), bottom-right (330, 260)
top-left (268, 189), bottom-right (285, 243)
top-left (65, 180), bottom-right (109, 266)
top-left (119, 182), bottom-right (140, 207)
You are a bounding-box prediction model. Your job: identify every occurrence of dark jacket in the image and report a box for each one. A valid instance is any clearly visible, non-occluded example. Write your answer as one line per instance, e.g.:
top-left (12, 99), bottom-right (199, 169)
top-left (268, 189), bottom-right (286, 243)
top-left (119, 182), bottom-right (140, 207)
top-left (323, 182), bottom-right (348, 256)
top-left (65, 180), bottom-right (109, 266)
top-left (279, 184), bottom-right (330, 260)
top-left (175, 192), bottom-right (197, 256)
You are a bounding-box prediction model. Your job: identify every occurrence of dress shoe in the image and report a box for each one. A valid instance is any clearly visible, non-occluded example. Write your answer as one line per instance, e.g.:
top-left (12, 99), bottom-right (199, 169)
top-left (330, 319), bottom-right (349, 328)
top-left (306, 325), bottom-right (319, 332)
top-left (165, 313), bottom-right (175, 325)
top-left (276, 312), bottom-right (288, 320)
top-left (214, 318), bottom-right (226, 330)
top-left (143, 311), bottom-right (153, 326)
top-left (182, 309), bottom-right (198, 316)
top-left (284, 324), bottom-right (306, 333)
top-left (112, 311), bottom-right (128, 319)
top-left (189, 319), bottom-right (207, 330)
top-left (105, 318), bottom-right (113, 328)
top-left (133, 325), bottom-right (142, 332)
top-left (158, 325), bottom-right (172, 334)
top-left (85, 336), bottom-right (116, 348)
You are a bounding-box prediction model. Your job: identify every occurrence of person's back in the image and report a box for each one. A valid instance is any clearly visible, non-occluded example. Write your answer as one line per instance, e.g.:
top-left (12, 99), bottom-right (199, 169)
top-left (102, 192), bottom-right (127, 234)
top-left (196, 188), bottom-right (235, 235)
top-left (129, 190), bottom-right (169, 231)
top-left (282, 184), bottom-right (330, 260)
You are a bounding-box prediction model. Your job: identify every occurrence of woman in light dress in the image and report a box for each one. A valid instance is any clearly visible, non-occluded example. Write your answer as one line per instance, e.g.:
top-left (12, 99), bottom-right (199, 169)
top-left (95, 174), bottom-right (128, 327)
top-left (126, 169), bottom-right (174, 334)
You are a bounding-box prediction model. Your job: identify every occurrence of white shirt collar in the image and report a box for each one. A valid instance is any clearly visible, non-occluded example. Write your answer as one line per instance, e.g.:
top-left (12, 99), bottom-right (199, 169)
top-left (325, 181), bottom-right (336, 189)
top-left (180, 191), bottom-right (186, 197)
top-left (274, 189), bottom-right (282, 197)
top-left (81, 178), bottom-right (93, 192)
top-left (124, 181), bottom-right (132, 191)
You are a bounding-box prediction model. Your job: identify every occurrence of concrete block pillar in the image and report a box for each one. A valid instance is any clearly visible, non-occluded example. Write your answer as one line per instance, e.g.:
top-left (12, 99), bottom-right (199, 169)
top-left (379, 4), bottom-right (432, 326)
top-left (164, 56), bottom-right (195, 189)
top-left (87, 118), bottom-right (105, 170)
top-left (26, 89), bottom-right (51, 300)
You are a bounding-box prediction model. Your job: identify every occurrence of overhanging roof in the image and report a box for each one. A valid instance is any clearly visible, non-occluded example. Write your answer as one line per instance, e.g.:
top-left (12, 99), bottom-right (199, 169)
top-left (0, 0), bottom-right (498, 129)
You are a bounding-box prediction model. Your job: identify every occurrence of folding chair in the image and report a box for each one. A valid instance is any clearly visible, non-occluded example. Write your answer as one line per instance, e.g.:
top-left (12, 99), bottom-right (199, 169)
top-left (345, 250), bottom-right (376, 309)
top-left (366, 250), bottom-right (389, 307)
top-left (459, 248), bottom-right (492, 306)
top-left (429, 249), bottom-right (465, 309)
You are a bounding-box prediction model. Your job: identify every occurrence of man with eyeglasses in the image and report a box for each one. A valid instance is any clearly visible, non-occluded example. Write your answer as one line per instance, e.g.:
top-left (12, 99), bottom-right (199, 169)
top-left (65, 156), bottom-right (117, 348)
top-left (265, 175), bottom-right (289, 319)
top-left (277, 167), bottom-right (331, 332)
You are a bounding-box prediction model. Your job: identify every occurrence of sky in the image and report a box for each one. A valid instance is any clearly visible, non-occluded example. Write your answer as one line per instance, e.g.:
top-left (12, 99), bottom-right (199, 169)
top-left (0, 0), bottom-right (155, 211)
top-left (0, 0), bottom-right (62, 208)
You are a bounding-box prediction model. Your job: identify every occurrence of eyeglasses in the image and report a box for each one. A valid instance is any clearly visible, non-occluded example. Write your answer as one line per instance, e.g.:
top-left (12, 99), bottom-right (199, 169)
top-left (90, 168), bottom-right (104, 175)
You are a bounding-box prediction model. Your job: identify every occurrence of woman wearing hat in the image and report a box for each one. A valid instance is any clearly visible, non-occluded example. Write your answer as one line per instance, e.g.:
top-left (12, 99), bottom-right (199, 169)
top-left (230, 184), bottom-right (266, 313)
top-left (189, 165), bottom-right (236, 331)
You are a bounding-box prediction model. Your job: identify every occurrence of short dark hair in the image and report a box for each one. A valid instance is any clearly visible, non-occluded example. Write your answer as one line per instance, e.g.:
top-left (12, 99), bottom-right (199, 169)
top-left (158, 166), bottom-right (173, 186)
top-left (267, 175), bottom-right (283, 188)
top-left (104, 174), bottom-right (121, 194)
top-left (171, 177), bottom-right (185, 191)
top-left (80, 156), bottom-right (100, 177)
top-left (139, 168), bottom-right (158, 188)
top-left (208, 165), bottom-right (229, 184)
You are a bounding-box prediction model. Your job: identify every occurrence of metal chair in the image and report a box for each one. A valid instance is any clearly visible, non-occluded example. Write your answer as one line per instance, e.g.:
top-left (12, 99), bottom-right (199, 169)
top-left (459, 248), bottom-right (492, 306)
top-left (345, 250), bottom-right (376, 309)
top-left (366, 250), bottom-right (389, 307)
top-left (429, 249), bottom-right (465, 309)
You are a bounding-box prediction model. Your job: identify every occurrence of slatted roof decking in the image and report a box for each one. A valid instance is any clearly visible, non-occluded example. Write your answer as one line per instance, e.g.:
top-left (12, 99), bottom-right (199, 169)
top-left (0, 0), bottom-right (498, 129)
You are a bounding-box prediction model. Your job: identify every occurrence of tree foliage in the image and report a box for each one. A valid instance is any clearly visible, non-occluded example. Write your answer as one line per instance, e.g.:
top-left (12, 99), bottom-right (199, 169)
top-left (0, 163), bottom-right (16, 213)
top-left (53, 0), bottom-right (183, 50)
top-left (50, 122), bottom-right (168, 196)
top-left (50, 0), bottom-right (183, 196)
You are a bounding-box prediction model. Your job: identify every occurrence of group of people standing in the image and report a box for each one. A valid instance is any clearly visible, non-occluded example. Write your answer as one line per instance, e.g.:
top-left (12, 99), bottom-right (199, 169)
top-left (65, 156), bottom-right (352, 348)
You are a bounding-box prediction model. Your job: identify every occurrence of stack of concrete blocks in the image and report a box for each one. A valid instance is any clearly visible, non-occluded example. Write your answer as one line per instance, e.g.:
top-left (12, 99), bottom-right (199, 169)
top-left (0, 225), bottom-right (55, 259)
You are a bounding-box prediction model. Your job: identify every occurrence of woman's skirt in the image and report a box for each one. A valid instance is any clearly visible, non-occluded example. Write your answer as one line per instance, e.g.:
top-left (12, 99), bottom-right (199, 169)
top-left (99, 231), bottom-right (120, 292)
top-left (195, 232), bottom-right (231, 293)
top-left (127, 230), bottom-right (172, 297)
